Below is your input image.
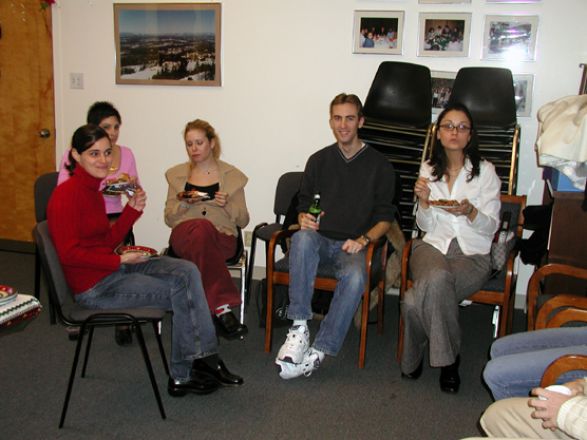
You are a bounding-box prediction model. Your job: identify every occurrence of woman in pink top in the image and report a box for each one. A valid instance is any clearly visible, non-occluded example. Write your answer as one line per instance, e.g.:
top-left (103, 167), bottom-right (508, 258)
top-left (58, 101), bottom-right (140, 218)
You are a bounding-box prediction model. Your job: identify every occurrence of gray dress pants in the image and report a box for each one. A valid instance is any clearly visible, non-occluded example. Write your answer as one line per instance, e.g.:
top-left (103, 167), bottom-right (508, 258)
top-left (401, 239), bottom-right (492, 373)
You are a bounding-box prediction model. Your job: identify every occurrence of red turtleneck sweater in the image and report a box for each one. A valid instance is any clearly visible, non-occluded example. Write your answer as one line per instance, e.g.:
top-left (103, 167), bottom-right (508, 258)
top-left (47, 166), bottom-right (142, 294)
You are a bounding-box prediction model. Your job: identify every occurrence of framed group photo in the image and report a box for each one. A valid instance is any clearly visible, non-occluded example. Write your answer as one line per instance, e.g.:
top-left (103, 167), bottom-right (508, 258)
top-left (486, 0), bottom-right (541, 3)
top-left (419, 0), bottom-right (471, 3)
top-left (418, 12), bottom-right (471, 57)
top-left (114, 3), bottom-right (222, 86)
top-left (431, 71), bottom-right (456, 113)
top-left (513, 74), bottom-right (534, 117)
top-left (353, 10), bottom-right (405, 55)
top-left (482, 15), bottom-right (539, 61)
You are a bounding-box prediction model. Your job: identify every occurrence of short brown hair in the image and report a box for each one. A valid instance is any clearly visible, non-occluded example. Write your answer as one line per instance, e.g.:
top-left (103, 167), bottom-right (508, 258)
top-left (329, 93), bottom-right (364, 118)
top-left (183, 119), bottom-right (221, 159)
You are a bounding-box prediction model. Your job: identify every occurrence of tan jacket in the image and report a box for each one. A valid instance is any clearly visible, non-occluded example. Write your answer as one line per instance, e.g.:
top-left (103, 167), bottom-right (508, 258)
top-left (164, 160), bottom-right (249, 236)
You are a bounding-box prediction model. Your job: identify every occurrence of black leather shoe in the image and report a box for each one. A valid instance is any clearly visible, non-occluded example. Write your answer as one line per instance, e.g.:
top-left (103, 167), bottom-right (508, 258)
top-left (401, 360), bottom-right (423, 380)
top-left (440, 356), bottom-right (461, 393)
top-left (192, 357), bottom-right (244, 387)
top-left (167, 377), bottom-right (220, 397)
top-left (214, 311), bottom-right (248, 340)
top-left (115, 325), bottom-right (133, 346)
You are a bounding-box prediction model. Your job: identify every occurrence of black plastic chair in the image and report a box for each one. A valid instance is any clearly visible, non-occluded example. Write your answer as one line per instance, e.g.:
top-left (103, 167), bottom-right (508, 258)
top-left (33, 172), bottom-right (59, 323)
top-left (359, 61), bottom-right (435, 239)
top-left (245, 172), bottom-right (304, 297)
top-left (33, 221), bottom-right (168, 428)
top-left (448, 67), bottom-right (520, 195)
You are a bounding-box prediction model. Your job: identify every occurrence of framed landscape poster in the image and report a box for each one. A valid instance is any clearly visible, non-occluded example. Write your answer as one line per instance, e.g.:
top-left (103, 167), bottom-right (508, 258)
top-left (418, 12), bottom-right (471, 57)
top-left (431, 71), bottom-right (456, 113)
top-left (513, 74), bottom-right (534, 117)
top-left (114, 3), bottom-right (221, 86)
top-left (482, 15), bottom-right (539, 61)
top-left (353, 10), bottom-right (405, 55)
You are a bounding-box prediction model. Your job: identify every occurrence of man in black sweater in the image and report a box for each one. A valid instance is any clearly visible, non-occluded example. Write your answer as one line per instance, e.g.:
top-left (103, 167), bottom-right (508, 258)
top-left (275, 93), bottom-right (397, 379)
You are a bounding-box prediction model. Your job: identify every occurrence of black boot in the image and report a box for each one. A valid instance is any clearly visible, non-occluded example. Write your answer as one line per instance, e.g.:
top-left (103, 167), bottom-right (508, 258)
top-left (114, 325), bottom-right (133, 346)
top-left (439, 355), bottom-right (460, 393)
top-left (192, 354), bottom-right (244, 387)
top-left (401, 360), bottom-right (423, 380)
top-left (214, 311), bottom-right (248, 340)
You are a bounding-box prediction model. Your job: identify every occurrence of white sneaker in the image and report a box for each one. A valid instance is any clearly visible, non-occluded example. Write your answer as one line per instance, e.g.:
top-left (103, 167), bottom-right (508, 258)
top-left (276, 347), bottom-right (324, 380)
top-left (276, 325), bottom-right (310, 364)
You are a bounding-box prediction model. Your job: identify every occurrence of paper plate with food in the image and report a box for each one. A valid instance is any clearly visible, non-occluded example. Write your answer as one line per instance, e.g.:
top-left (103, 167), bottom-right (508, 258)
top-left (177, 191), bottom-right (210, 202)
top-left (116, 245), bottom-right (158, 257)
top-left (429, 199), bottom-right (461, 210)
top-left (0, 284), bottom-right (18, 306)
top-left (103, 173), bottom-right (137, 196)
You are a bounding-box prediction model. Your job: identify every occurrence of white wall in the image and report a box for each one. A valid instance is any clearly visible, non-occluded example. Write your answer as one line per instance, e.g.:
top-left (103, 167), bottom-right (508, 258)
top-left (51, 0), bottom-right (587, 296)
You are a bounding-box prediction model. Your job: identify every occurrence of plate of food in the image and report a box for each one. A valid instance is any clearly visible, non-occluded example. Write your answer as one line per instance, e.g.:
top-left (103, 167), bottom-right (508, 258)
top-left (103, 173), bottom-right (137, 196)
top-left (429, 199), bottom-right (461, 210)
top-left (116, 245), bottom-right (158, 257)
top-left (177, 191), bottom-right (210, 202)
top-left (0, 284), bottom-right (17, 306)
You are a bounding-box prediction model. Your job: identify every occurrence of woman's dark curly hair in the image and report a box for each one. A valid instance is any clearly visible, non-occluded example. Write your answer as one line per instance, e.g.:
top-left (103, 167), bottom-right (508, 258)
top-left (429, 102), bottom-right (481, 182)
top-left (65, 124), bottom-right (110, 175)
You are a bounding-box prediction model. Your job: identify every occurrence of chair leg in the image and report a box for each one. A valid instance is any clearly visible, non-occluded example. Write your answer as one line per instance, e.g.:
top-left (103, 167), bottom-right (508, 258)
top-left (81, 326), bottom-right (95, 378)
top-left (239, 258), bottom-right (246, 324)
top-left (34, 247), bottom-right (41, 300)
top-left (59, 323), bottom-right (87, 428)
top-left (358, 288), bottom-right (370, 368)
top-left (264, 277), bottom-right (274, 353)
top-left (396, 311), bottom-right (405, 364)
top-left (245, 235), bottom-right (258, 301)
top-left (135, 324), bottom-right (166, 420)
top-left (152, 320), bottom-right (170, 376)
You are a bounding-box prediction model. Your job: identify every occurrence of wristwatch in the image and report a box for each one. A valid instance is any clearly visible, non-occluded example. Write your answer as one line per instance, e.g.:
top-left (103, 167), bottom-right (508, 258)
top-left (360, 234), bottom-right (371, 246)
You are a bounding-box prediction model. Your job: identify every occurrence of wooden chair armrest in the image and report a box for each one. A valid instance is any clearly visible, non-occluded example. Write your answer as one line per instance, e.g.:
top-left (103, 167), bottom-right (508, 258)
top-left (535, 294), bottom-right (587, 329)
top-left (540, 354), bottom-right (587, 387)
top-left (527, 264), bottom-right (587, 330)
top-left (400, 239), bottom-right (414, 300)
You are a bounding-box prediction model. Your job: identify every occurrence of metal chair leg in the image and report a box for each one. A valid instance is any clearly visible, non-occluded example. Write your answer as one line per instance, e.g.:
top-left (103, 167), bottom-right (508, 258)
top-left (59, 323), bottom-right (87, 428)
top-left (81, 326), bottom-right (95, 378)
top-left (135, 324), bottom-right (166, 420)
top-left (152, 320), bottom-right (170, 376)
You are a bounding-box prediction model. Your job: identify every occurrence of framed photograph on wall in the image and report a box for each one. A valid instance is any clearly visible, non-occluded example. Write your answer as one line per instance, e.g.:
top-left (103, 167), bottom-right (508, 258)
top-left (486, 0), bottom-right (541, 3)
top-left (114, 3), bottom-right (221, 86)
top-left (431, 71), bottom-right (456, 113)
top-left (482, 15), bottom-right (539, 61)
top-left (418, 12), bottom-right (471, 57)
top-left (513, 74), bottom-right (534, 117)
top-left (353, 10), bottom-right (405, 55)
top-left (420, 0), bottom-right (471, 3)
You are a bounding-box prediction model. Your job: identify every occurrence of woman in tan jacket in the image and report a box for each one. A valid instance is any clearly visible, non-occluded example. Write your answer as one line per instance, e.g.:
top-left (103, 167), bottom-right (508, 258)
top-left (165, 119), bottom-right (249, 340)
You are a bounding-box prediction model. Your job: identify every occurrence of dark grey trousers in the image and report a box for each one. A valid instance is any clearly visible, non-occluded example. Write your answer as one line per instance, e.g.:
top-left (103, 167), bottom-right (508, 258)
top-left (400, 239), bottom-right (491, 373)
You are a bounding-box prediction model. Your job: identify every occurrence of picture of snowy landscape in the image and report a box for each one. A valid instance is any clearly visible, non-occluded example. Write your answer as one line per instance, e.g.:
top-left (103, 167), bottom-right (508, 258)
top-left (114, 4), bottom-right (221, 86)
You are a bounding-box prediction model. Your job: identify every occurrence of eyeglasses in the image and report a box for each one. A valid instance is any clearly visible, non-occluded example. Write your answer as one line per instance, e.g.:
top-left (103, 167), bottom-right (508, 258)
top-left (438, 122), bottom-right (471, 133)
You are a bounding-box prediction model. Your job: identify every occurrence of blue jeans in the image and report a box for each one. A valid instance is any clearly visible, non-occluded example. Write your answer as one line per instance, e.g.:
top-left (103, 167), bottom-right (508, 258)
top-left (76, 256), bottom-right (217, 382)
top-left (286, 230), bottom-right (366, 356)
top-left (483, 327), bottom-right (587, 400)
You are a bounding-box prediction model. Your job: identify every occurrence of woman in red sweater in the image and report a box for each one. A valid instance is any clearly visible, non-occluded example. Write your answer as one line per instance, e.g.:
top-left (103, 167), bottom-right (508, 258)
top-left (47, 124), bottom-right (243, 396)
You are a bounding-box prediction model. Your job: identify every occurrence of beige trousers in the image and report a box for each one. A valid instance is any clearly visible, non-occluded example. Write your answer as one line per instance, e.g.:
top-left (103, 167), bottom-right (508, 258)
top-left (461, 398), bottom-right (576, 440)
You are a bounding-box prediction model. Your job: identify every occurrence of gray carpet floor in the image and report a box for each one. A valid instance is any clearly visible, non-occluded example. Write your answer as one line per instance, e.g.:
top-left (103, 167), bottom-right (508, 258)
top-left (0, 250), bottom-right (522, 439)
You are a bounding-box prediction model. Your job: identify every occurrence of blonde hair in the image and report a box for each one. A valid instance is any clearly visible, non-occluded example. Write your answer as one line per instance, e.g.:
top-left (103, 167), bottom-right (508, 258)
top-left (183, 119), bottom-right (221, 159)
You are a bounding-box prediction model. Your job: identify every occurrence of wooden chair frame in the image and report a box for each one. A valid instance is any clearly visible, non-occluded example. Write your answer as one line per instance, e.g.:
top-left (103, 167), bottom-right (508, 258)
top-left (264, 228), bottom-right (388, 368)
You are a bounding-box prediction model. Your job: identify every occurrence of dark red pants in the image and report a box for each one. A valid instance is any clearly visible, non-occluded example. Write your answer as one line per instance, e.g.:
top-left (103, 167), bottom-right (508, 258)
top-left (170, 219), bottom-right (239, 312)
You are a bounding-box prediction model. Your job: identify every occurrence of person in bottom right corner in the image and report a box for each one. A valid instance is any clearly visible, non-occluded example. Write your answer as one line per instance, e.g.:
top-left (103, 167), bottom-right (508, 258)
top-left (462, 377), bottom-right (587, 440)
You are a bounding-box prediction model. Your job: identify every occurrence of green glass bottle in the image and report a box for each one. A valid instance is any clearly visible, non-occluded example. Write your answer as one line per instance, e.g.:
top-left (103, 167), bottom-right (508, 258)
top-left (308, 193), bottom-right (321, 224)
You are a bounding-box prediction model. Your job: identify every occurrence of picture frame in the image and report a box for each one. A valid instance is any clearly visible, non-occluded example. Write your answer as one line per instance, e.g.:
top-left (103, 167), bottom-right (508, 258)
top-left (431, 71), bottom-right (456, 113)
top-left (114, 3), bottom-right (221, 86)
top-left (482, 15), bottom-right (539, 61)
top-left (513, 74), bottom-right (534, 117)
top-left (420, 0), bottom-right (471, 3)
top-left (418, 12), bottom-right (471, 57)
top-left (353, 10), bottom-right (405, 55)
top-left (486, 0), bottom-right (541, 3)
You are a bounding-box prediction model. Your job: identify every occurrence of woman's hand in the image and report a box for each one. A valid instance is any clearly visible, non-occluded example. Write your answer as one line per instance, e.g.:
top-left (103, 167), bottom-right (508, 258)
top-left (414, 177), bottom-right (431, 208)
top-left (214, 191), bottom-right (228, 207)
top-left (120, 252), bottom-right (149, 265)
top-left (444, 198), bottom-right (477, 220)
top-left (127, 187), bottom-right (146, 212)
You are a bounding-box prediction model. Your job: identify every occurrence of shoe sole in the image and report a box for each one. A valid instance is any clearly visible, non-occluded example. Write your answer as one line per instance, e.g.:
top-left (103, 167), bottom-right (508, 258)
top-left (167, 384), bottom-right (220, 397)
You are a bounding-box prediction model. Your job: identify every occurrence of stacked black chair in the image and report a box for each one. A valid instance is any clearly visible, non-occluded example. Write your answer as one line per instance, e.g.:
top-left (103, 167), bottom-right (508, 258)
top-left (359, 61), bottom-right (435, 238)
top-left (448, 67), bottom-right (520, 195)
